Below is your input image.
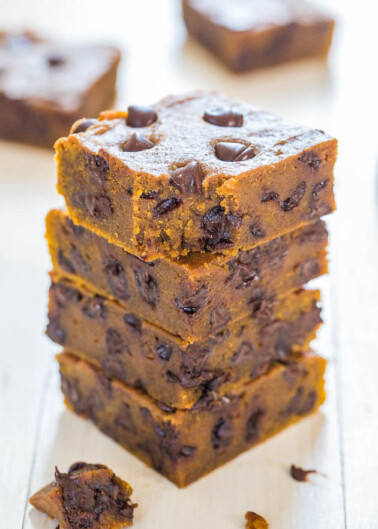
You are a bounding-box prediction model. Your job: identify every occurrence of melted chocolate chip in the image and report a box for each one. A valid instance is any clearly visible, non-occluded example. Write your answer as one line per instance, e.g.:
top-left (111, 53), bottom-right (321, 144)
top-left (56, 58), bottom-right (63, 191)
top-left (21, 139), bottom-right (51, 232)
top-left (121, 132), bottom-right (154, 152)
top-left (81, 296), bottom-right (107, 319)
top-left (170, 161), bottom-right (204, 195)
top-left (133, 267), bottom-right (159, 306)
top-left (290, 464), bottom-right (317, 482)
top-left (123, 313), bottom-right (142, 333)
top-left (246, 408), bottom-right (265, 443)
top-left (71, 118), bottom-right (96, 134)
top-left (105, 328), bottom-right (129, 356)
top-left (175, 284), bottom-right (209, 315)
top-left (85, 194), bottom-right (112, 219)
top-left (249, 222), bottom-right (266, 239)
top-left (279, 182), bottom-right (307, 211)
top-left (201, 206), bottom-right (241, 250)
top-left (127, 105), bottom-right (157, 127)
top-left (155, 343), bottom-right (172, 361)
top-left (203, 109), bottom-right (243, 127)
top-left (212, 418), bottom-right (233, 449)
top-left (234, 145), bottom-right (257, 162)
top-left (153, 198), bottom-right (182, 218)
top-left (103, 258), bottom-right (130, 299)
top-left (300, 151), bottom-right (322, 170)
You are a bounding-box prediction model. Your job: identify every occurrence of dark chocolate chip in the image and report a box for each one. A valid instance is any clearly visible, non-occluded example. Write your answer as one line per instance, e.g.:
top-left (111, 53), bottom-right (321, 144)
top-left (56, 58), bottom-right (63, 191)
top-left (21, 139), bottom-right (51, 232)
top-left (170, 161), bottom-right (204, 195)
top-left (246, 408), bottom-right (264, 443)
top-left (103, 258), bottom-right (130, 299)
top-left (215, 142), bottom-right (246, 161)
top-left (85, 194), bottom-right (112, 219)
top-left (201, 205), bottom-right (241, 250)
top-left (58, 249), bottom-right (75, 274)
top-left (261, 191), bottom-right (279, 203)
top-left (81, 296), bottom-right (107, 319)
top-left (212, 418), bottom-right (233, 449)
top-left (47, 55), bottom-right (65, 67)
top-left (249, 222), bottom-right (266, 239)
top-left (121, 132), bottom-right (154, 152)
top-left (234, 145), bottom-right (257, 161)
top-left (210, 305), bottom-right (231, 331)
top-left (203, 109), bottom-right (243, 127)
top-left (300, 151), bottom-right (322, 170)
top-left (312, 178), bottom-right (329, 198)
top-left (290, 464), bottom-right (317, 482)
top-left (133, 267), bottom-right (159, 306)
top-left (155, 343), bottom-right (172, 361)
top-left (46, 318), bottom-right (66, 344)
top-left (227, 251), bottom-right (260, 289)
top-left (71, 119), bottom-right (96, 134)
top-left (83, 153), bottom-right (110, 185)
top-left (175, 284), bottom-right (209, 315)
top-left (123, 313), bottom-right (142, 333)
top-left (105, 328), bottom-right (129, 356)
top-left (153, 198), bottom-right (182, 218)
top-left (279, 182), bottom-right (307, 211)
top-left (127, 105), bottom-right (157, 127)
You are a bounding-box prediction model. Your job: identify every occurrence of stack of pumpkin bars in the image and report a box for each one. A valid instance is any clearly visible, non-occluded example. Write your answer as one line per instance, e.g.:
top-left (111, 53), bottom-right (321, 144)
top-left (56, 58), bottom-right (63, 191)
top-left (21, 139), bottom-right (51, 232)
top-left (46, 92), bottom-right (337, 487)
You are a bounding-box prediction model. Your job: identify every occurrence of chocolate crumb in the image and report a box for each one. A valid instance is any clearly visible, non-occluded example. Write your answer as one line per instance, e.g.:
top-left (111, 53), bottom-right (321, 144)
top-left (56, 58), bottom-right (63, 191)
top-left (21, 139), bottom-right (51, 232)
top-left (245, 511), bottom-right (269, 529)
top-left (290, 464), bottom-right (317, 482)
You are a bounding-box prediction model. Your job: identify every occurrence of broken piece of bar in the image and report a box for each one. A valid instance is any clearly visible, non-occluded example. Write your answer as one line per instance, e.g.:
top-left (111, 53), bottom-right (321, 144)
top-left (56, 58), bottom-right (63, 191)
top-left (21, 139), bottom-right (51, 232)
top-left (57, 351), bottom-right (326, 487)
top-left (55, 92), bottom-right (337, 261)
top-left (0, 31), bottom-right (120, 148)
top-left (29, 462), bottom-right (136, 528)
top-left (182, 0), bottom-right (335, 72)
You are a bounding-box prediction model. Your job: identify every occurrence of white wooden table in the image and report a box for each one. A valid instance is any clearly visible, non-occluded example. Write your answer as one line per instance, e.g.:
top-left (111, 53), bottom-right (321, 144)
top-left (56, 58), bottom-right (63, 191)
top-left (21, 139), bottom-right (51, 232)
top-left (0, 1), bottom-right (377, 528)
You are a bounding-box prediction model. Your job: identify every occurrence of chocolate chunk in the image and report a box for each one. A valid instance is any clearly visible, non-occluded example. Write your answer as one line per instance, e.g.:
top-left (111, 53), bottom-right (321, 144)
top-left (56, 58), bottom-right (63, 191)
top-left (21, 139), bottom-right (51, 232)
top-left (312, 178), bottom-right (329, 197)
top-left (175, 284), bottom-right (209, 315)
top-left (215, 142), bottom-right (246, 161)
top-left (103, 258), bottom-right (130, 299)
top-left (105, 328), bottom-right (129, 356)
top-left (245, 511), bottom-right (269, 529)
top-left (212, 418), bottom-right (233, 449)
top-left (261, 191), bottom-right (279, 203)
top-left (155, 343), bottom-right (172, 361)
top-left (46, 318), bottom-right (66, 344)
top-left (246, 409), bottom-right (264, 443)
top-left (85, 194), bottom-right (112, 219)
top-left (81, 296), bottom-right (107, 319)
top-left (58, 249), bottom-right (75, 274)
top-left (71, 118), bottom-right (96, 134)
top-left (152, 198), bottom-right (182, 218)
top-left (127, 105), bottom-right (157, 127)
top-left (115, 403), bottom-right (137, 434)
top-left (133, 267), bottom-right (159, 306)
top-left (123, 313), bottom-right (142, 333)
top-left (210, 305), bottom-right (231, 331)
top-left (279, 182), bottom-right (307, 211)
top-left (249, 222), bottom-right (266, 239)
top-left (47, 55), bottom-right (65, 67)
top-left (170, 161), bottom-right (204, 195)
top-left (203, 109), bottom-right (243, 127)
top-left (121, 132), bottom-right (154, 152)
top-left (290, 464), bottom-right (317, 482)
top-left (300, 151), bottom-right (322, 170)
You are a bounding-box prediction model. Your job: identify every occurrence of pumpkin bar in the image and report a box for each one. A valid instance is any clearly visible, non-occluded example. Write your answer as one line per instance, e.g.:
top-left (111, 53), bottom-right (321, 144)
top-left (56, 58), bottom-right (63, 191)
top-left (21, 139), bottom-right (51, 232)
top-left (29, 462), bottom-right (136, 528)
top-left (55, 92), bottom-right (337, 261)
top-left (58, 351), bottom-right (326, 487)
top-left (47, 278), bottom-right (321, 409)
top-left (47, 209), bottom-right (327, 342)
top-left (0, 31), bottom-right (120, 148)
top-left (182, 0), bottom-right (335, 72)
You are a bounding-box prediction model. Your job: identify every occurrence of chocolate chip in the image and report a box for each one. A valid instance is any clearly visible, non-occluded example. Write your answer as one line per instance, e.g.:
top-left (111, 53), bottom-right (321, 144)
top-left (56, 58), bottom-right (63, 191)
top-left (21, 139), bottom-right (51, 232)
top-left (52, 283), bottom-right (82, 308)
top-left (81, 296), bottom-right (107, 319)
top-left (245, 511), bottom-right (269, 529)
top-left (212, 418), bottom-right (233, 449)
top-left (121, 132), bottom-right (154, 152)
top-left (155, 343), bottom-right (172, 361)
top-left (46, 318), bottom-right (66, 344)
top-left (103, 258), bottom-right (130, 299)
top-left (123, 313), bottom-right (142, 333)
top-left (249, 222), bottom-right (266, 239)
top-left (312, 178), bottom-right (329, 197)
top-left (105, 328), bottom-right (129, 356)
top-left (279, 182), bottom-right (307, 211)
top-left (201, 206), bottom-right (241, 250)
top-left (234, 145), bottom-right (257, 161)
top-left (115, 403), bottom-right (137, 434)
top-left (70, 246), bottom-right (89, 274)
top-left (47, 55), bottom-right (65, 67)
top-left (290, 464), bottom-right (317, 482)
top-left (298, 258), bottom-right (320, 283)
top-left (210, 305), bottom-right (231, 331)
top-left (83, 153), bottom-right (110, 185)
top-left (85, 194), bottom-right (112, 219)
top-left (215, 142), bottom-right (246, 161)
top-left (133, 267), bottom-right (159, 306)
top-left (300, 151), bottom-right (322, 170)
top-left (127, 105), bottom-right (157, 127)
top-left (175, 284), bottom-right (209, 315)
top-left (285, 388), bottom-right (317, 416)
top-left (153, 198), bottom-right (182, 218)
top-left (170, 161), bottom-right (204, 195)
top-left (58, 249), bottom-right (75, 274)
top-left (140, 191), bottom-right (158, 199)
top-left (203, 109), bottom-right (243, 127)
top-left (228, 251), bottom-right (260, 289)
top-left (261, 191), bottom-right (279, 203)
top-left (71, 118), bottom-right (96, 134)
top-left (246, 408), bottom-right (264, 443)
top-left (65, 217), bottom-right (85, 238)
